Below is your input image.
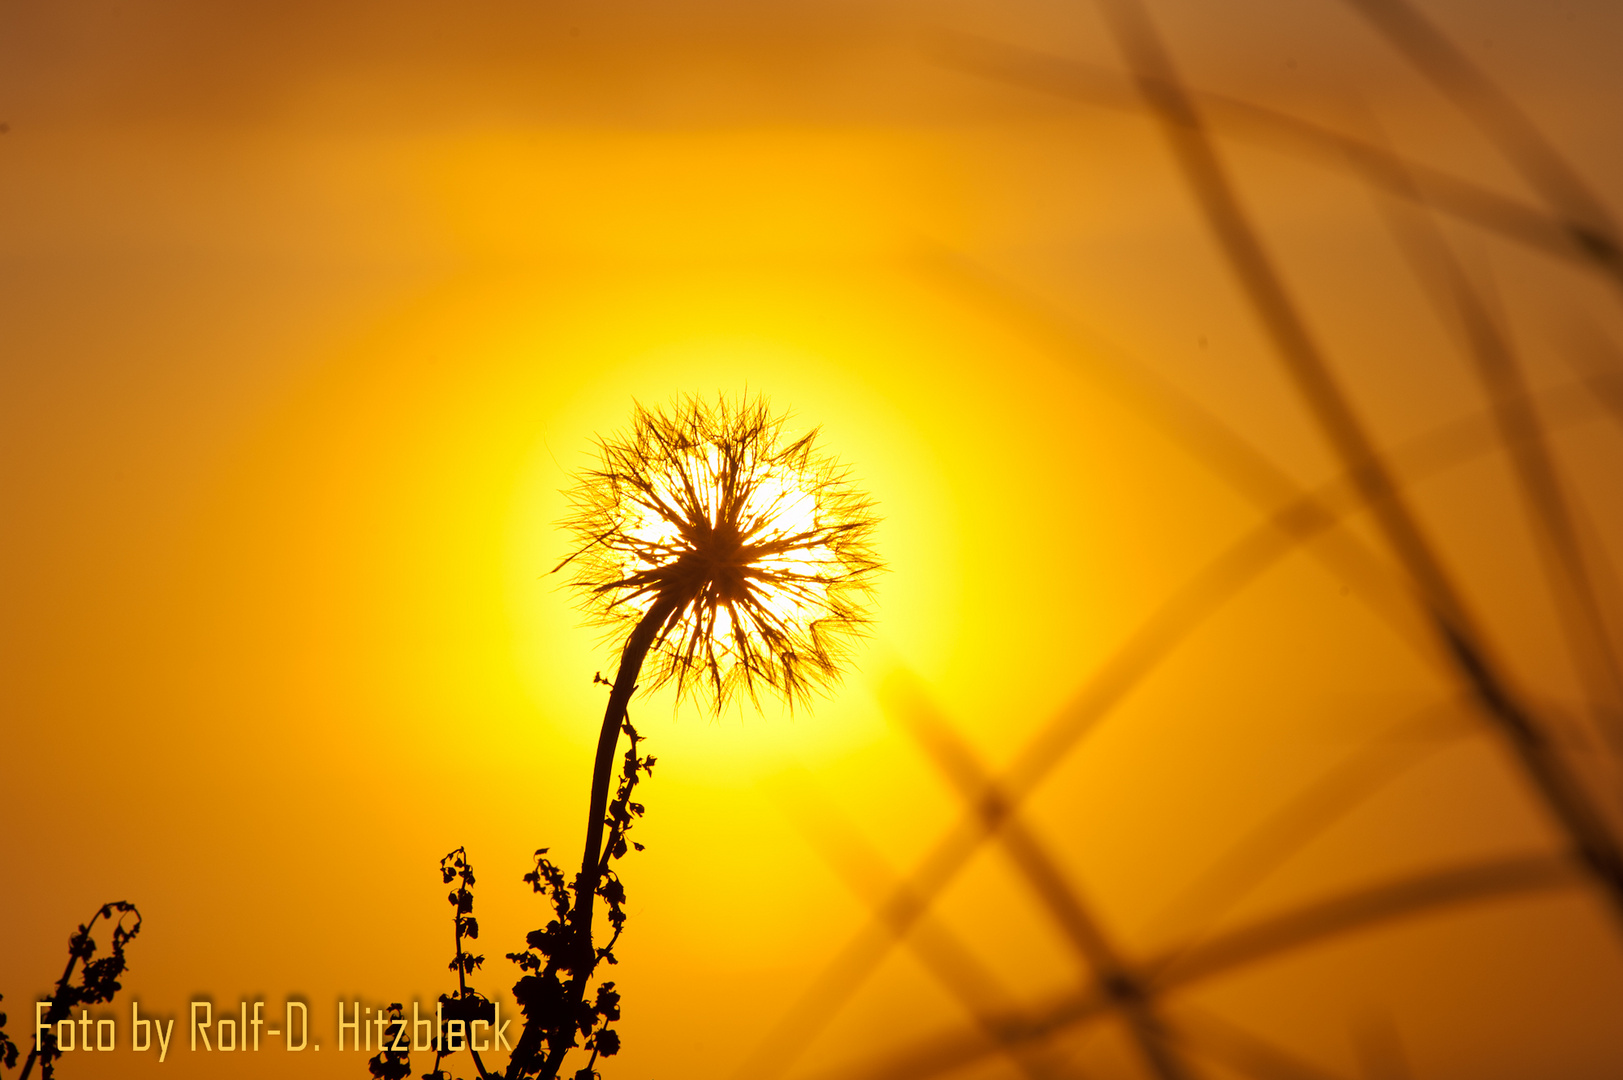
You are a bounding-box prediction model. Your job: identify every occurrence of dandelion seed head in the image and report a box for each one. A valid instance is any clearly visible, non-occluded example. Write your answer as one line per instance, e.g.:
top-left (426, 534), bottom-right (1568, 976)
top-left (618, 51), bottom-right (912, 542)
top-left (559, 392), bottom-right (882, 713)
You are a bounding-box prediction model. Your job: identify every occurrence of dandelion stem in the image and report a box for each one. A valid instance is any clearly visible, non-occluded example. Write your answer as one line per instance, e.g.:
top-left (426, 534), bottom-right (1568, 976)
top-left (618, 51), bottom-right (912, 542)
top-left (579, 591), bottom-right (680, 924)
top-left (543, 590), bottom-right (681, 1078)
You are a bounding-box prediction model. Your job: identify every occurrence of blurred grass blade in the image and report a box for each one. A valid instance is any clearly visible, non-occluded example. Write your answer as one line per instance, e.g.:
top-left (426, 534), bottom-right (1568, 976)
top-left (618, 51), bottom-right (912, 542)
top-left (1368, 150), bottom-right (1623, 755)
top-left (824, 853), bottom-right (1578, 1080)
top-left (1350, 1009), bottom-right (1415, 1080)
top-left (738, 370), bottom-right (1617, 1080)
top-left (882, 672), bottom-right (1193, 1080)
top-left (1337, 0), bottom-right (1623, 291)
top-left (1137, 701), bottom-right (1474, 950)
top-left (772, 769), bottom-right (1072, 1080)
top-left (1174, 1006), bottom-right (1356, 1080)
top-left (921, 32), bottom-right (1611, 283)
top-left (1093, 0), bottom-right (1623, 933)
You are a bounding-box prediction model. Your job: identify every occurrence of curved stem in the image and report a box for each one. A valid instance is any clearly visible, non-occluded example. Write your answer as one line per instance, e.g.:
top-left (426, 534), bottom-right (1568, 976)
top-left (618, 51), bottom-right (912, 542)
top-left (577, 592), bottom-right (681, 937)
top-left (19, 906), bottom-right (106, 1080)
top-left (540, 591), bottom-right (680, 1079)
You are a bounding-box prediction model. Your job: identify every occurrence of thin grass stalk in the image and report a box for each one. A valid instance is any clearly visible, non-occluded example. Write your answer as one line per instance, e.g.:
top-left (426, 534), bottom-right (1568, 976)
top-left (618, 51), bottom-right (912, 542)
top-left (736, 372), bottom-right (1619, 1080)
top-left (1335, 0), bottom-right (1623, 295)
top-left (1092, 0), bottom-right (1623, 932)
top-left (1348, 1010), bottom-right (1415, 1080)
top-left (1566, 330), bottom-right (1623, 427)
top-left (786, 766), bottom-right (1358, 1080)
top-left (1137, 702), bottom-right (1472, 949)
top-left (823, 852), bottom-right (1579, 1080)
top-left (1171, 1007), bottom-right (1355, 1080)
top-left (775, 772), bottom-right (1067, 1080)
top-left (731, 509), bottom-right (1325, 1080)
top-left (923, 33), bottom-right (1613, 282)
top-left (1366, 160), bottom-right (1623, 754)
top-left (882, 675), bottom-right (1192, 1080)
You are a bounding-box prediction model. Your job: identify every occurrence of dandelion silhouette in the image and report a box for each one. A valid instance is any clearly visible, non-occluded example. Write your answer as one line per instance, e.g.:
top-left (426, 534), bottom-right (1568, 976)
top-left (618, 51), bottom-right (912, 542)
top-left (478, 393), bottom-right (883, 1079)
top-left (557, 391), bottom-right (883, 715)
top-left (389, 396), bottom-right (878, 1080)
top-left (385, 395), bottom-right (879, 1079)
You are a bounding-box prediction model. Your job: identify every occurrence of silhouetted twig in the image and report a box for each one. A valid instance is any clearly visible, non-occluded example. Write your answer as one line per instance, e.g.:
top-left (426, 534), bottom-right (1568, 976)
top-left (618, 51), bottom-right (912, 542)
top-left (503, 721), bottom-right (654, 1080)
top-left (367, 1004), bottom-right (413, 1080)
top-left (0, 999), bottom-right (20, 1073)
top-left (407, 847), bottom-right (498, 1080)
top-left (15, 902), bottom-right (142, 1080)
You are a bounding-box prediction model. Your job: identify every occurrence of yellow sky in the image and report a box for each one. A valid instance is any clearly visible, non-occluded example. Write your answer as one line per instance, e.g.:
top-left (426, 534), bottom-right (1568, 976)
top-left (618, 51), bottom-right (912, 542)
top-left (5, 1), bottom-right (1623, 1078)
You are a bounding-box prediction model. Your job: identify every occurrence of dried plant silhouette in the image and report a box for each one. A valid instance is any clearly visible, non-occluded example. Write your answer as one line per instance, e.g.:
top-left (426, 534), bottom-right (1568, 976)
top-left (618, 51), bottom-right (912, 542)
top-left (389, 687), bottom-right (655, 1080)
top-left (391, 393), bottom-right (881, 1080)
top-left (728, 2), bottom-right (1623, 1079)
top-left (363, 848), bottom-right (497, 1080)
top-left (502, 719), bottom-right (653, 1080)
top-left (0, 902), bottom-right (142, 1080)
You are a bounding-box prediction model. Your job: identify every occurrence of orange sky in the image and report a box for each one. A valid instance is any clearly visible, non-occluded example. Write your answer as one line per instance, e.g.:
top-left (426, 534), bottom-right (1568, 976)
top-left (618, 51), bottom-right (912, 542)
top-left (5, 1), bottom-right (1623, 1078)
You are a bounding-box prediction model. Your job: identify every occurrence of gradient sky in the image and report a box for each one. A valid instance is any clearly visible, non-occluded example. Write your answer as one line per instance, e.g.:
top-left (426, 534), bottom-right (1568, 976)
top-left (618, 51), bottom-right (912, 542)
top-left (5, 1), bottom-right (1623, 1078)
